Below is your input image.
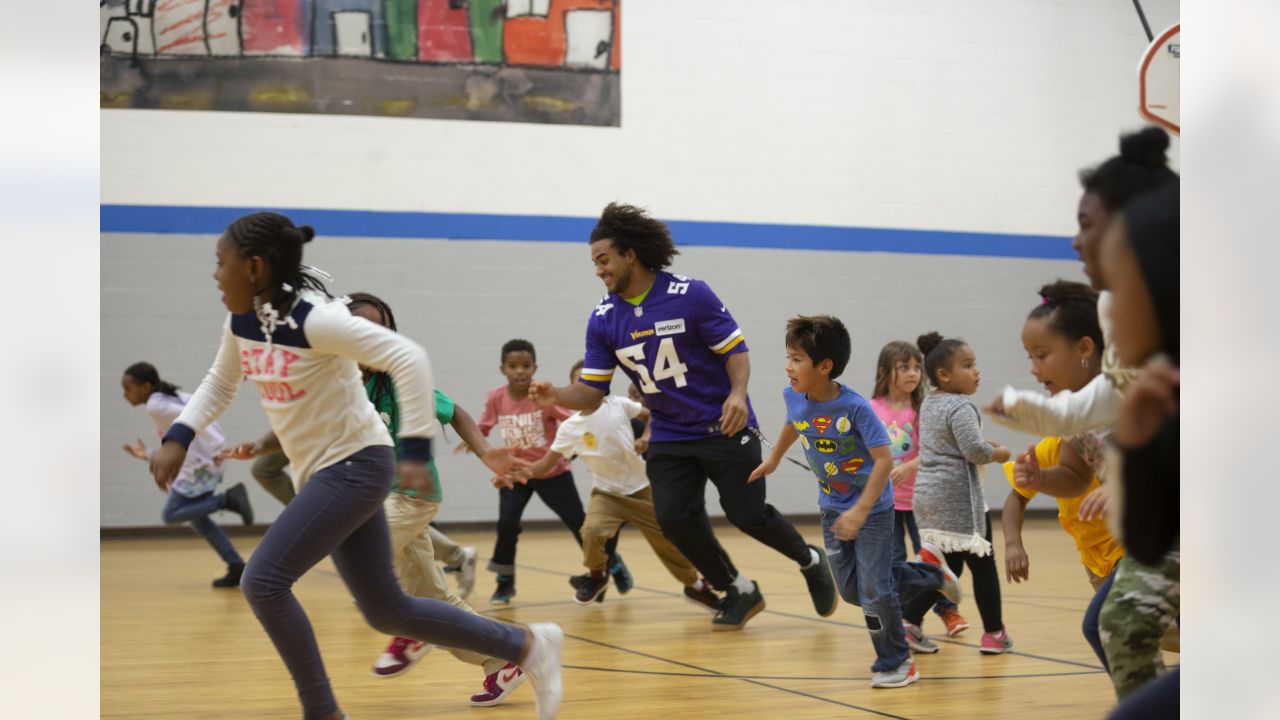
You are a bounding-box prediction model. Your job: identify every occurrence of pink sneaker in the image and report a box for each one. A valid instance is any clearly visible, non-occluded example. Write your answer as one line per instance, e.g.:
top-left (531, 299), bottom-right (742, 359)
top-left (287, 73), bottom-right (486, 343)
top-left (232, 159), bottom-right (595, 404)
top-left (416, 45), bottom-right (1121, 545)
top-left (980, 628), bottom-right (1014, 654)
top-left (371, 636), bottom-right (431, 678)
top-left (470, 663), bottom-right (526, 706)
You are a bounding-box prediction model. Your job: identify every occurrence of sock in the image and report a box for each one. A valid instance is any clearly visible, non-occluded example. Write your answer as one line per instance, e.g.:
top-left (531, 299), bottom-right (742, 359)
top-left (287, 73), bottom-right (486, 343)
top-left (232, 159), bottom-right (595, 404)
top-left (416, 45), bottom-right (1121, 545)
top-left (802, 547), bottom-right (820, 569)
top-left (690, 578), bottom-right (707, 592)
top-left (731, 574), bottom-right (754, 594)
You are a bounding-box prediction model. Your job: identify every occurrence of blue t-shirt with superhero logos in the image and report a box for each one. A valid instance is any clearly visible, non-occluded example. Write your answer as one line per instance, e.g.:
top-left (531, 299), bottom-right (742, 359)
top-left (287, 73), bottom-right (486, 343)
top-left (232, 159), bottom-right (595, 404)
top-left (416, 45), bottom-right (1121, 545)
top-left (783, 384), bottom-right (893, 513)
top-left (578, 271), bottom-right (756, 442)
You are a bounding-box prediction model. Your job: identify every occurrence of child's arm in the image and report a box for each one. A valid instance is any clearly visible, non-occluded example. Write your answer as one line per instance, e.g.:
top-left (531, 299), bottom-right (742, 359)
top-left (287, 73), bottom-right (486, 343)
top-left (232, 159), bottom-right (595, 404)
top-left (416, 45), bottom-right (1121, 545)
top-left (524, 450), bottom-right (566, 481)
top-left (1011, 442), bottom-right (1094, 498)
top-left (986, 373), bottom-right (1123, 438)
top-left (748, 422), bottom-right (800, 482)
top-left (833, 444), bottom-right (893, 540)
top-left (950, 403), bottom-right (1005, 464)
top-left (217, 429), bottom-right (282, 462)
top-left (889, 456), bottom-right (920, 487)
top-left (1002, 490), bottom-right (1032, 583)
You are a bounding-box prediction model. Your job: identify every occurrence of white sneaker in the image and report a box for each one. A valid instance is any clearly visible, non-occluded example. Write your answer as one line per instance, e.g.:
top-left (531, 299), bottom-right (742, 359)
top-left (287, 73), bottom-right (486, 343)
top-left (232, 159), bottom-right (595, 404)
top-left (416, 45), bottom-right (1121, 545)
top-left (456, 546), bottom-right (478, 600)
top-left (870, 657), bottom-right (920, 688)
top-left (523, 623), bottom-right (564, 720)
top-left (917, 541), bottom-right (963, 605)
top-left (903, 622), bottom-right (939, 654)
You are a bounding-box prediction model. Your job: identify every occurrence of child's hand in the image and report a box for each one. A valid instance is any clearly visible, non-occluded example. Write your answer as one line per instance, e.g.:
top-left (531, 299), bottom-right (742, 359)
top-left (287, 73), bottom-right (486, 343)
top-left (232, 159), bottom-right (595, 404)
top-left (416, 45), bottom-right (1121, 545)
top-left (397, 460), bottom-right (436, 497)
top-left (479, 446), bottom-right (521, 478)
top-left (1077, 485), bottom-right (1110, 521)
top-left (634, 436), bottom-right (650, 455)
top-left (834, 506), bottom-right (869, 541)
top-left (528, 381), bottom-right (558, 409)
top-left (216, 441), bottom-right (259, 462)
top-left (748, 457), bottom-right (779, 483)
top-left (889, 463), bottom-right (910, 488)
top-left (149, 442), bottom-right (188, 492)
top-left (1005, 544), bottom-right (1030, 583)
top-left (1011, 444), bottom-right (1042, 491)
top-left (989, 442), bottom-right (1012, 464)
top-left (983, 396), bottom-right (1006, 416)
top-left (122, 437), bottom-right (148, 460)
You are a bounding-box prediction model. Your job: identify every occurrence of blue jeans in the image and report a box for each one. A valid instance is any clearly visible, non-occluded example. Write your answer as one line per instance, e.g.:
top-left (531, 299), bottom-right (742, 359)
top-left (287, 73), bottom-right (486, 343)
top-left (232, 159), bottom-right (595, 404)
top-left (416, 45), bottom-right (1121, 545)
top-left (821, 507), bottom-right (944, 672)
top-left (893, 509), bottom-right (958, 614)
top-left (162, 489), bottom-right (242, 565)
top-left (241, 445), bottom-right (528, 719)
top-left (1084, 568), bottom-right (1116, 672)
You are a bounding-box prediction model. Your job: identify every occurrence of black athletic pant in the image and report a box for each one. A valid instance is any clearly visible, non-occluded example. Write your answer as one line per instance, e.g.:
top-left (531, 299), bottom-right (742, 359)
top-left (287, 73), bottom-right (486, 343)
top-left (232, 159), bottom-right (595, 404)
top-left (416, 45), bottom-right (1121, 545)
top-left (646, 428), bottom-right (811, 591)
top-left (903, 511), bottom-right (1003, 631)
top-left (488, 470), bottom-right (617, 575)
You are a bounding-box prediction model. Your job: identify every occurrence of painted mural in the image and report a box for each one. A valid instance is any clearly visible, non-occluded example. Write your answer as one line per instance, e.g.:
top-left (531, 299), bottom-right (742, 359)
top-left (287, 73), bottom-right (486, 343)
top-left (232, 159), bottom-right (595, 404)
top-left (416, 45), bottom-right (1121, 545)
top-left (100, 0), bottom-right (621, 126)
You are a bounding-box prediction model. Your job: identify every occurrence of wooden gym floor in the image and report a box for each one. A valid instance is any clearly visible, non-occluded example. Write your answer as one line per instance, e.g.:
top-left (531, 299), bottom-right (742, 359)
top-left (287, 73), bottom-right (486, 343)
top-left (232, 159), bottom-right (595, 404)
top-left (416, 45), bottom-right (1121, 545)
top-left (102, 519), bottom-right (1146, 719)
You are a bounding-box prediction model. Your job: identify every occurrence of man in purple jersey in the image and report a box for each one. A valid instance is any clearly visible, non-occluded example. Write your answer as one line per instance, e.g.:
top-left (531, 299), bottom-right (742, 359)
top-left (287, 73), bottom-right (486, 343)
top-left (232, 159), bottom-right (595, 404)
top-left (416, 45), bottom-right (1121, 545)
top-left (529, 203), bottom-right (837, 630)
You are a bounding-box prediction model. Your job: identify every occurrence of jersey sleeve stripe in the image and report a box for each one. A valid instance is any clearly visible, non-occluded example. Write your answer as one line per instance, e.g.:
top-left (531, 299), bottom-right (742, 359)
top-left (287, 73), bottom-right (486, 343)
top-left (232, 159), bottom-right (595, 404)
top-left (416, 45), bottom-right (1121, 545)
top-left (711, 330), bottom-right (745, 354)
top-left (580, 372), bottom-right (613, 382)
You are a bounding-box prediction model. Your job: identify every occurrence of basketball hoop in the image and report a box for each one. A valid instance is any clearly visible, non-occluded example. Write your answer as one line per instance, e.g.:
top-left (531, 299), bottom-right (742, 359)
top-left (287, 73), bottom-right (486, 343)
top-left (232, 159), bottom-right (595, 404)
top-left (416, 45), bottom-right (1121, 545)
top-left (1138, 23), bottom-right (1180, 135)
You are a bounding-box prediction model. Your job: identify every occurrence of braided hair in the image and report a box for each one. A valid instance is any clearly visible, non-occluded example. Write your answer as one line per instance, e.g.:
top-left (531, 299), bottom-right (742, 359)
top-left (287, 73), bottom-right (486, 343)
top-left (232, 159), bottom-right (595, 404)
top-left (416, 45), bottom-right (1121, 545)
top-left (123, 361), bottom-right (180, 397)
top-left (346, 291), bottom-right (399, 433)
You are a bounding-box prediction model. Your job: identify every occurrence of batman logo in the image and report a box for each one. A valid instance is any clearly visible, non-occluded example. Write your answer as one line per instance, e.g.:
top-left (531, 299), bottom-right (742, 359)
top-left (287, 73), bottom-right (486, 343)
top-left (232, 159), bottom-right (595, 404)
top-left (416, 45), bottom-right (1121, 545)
top-left (814, 439), bottom-right (837, 453)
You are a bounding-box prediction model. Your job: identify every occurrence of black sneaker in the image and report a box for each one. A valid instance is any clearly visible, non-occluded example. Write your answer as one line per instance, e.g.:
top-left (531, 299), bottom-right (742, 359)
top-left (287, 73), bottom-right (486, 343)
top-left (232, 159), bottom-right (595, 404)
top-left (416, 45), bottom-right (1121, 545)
top-left (224, 483), bottom-right (254, 526)
top-left (491, 575), bottom-right (516, 605)
top-left (609, 555), bottom-right (633, 594)
top-left (683, 580), bottom-right (722, 614)
top-left (568, 574), bottom-right (607, 603)
top-left (712, 581), bottom-right (765, 631)
top-left (573, 573), bottom-right (610, 605)
top-left (212, 562), bottom-right (245, 588)
top-left (800, 545), bottom-right (838, 617)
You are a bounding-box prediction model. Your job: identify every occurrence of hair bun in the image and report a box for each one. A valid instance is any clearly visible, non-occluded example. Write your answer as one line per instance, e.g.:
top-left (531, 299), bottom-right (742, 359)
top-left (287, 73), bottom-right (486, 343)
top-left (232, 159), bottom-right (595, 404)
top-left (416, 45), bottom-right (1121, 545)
top-left (1119, 126), bottom-right (1170, 169)
top-left (297, 225), bottom-right (316, 243)
top-left (916, 331), bottom-right (943, 358)
top-left (1038, 279), bottom-right (1098, 308)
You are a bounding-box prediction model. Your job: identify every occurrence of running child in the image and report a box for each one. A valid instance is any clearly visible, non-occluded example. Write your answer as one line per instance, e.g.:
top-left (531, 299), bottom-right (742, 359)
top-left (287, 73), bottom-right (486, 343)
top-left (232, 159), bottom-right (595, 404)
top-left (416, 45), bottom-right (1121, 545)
top-left (904, 331), bottom-right (1013, 655)
top-left (147, 212), bottom-right (563, 720)
top-left (868, 340), bottom-right (968, 638)
top-left (121, 361), bottom-right (253, 587)
top-left (520, 360), bottom-right (720, 611)
top-left (750, 316), bottom-right (958, 688)
top-left (479, 338), bottom-right (628, 605)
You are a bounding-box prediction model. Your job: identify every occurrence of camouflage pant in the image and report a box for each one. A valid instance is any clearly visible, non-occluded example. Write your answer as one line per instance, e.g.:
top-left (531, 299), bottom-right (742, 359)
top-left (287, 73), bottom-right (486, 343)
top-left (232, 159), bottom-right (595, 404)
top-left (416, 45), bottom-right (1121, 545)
top-left (1098, 539), bottom-right (1180, 699)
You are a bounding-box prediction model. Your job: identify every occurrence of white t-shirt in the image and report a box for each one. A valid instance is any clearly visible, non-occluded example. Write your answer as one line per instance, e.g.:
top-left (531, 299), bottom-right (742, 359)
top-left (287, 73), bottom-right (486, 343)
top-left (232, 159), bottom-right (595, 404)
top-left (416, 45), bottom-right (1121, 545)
top-left (147, 391), bottom-right (225, 497)
top-left (550, 396), bottom-right (648, 497)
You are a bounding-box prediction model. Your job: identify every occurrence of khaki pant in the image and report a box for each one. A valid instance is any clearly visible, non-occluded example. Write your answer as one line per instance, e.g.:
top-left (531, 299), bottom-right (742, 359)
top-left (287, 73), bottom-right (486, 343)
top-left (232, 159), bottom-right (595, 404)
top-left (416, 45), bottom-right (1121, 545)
top-left (428, 525), bottom-right (466, 568)
top-left (384, 493), bottom-right (504, 675)
top-left (1087, 567), bottom-right (1109, 591)
top-left (581, 486), bottom-right (699, 587)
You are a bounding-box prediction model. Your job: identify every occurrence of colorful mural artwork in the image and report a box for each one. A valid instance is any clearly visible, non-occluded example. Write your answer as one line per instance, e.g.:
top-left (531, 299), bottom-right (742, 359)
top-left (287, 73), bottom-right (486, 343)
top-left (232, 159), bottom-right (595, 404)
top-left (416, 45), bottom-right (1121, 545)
top-left (100, 0), bottom-right (621, 126)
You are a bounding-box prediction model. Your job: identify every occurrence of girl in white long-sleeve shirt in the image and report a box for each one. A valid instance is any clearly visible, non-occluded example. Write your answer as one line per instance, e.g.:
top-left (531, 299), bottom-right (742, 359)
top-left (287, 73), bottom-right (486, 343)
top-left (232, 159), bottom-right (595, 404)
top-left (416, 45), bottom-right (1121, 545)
top-left (121, 361), bottom-right (252, 586)
top-left (146, 212), bottom-right (563, 720)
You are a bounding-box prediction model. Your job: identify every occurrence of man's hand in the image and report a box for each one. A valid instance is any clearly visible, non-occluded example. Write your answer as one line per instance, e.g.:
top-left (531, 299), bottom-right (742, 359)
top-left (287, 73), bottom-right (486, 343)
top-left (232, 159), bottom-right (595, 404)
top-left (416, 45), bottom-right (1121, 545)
top-left (528, 381), bottom-right (558, 409)
top-left (719, 391), bottom-right (749, 437)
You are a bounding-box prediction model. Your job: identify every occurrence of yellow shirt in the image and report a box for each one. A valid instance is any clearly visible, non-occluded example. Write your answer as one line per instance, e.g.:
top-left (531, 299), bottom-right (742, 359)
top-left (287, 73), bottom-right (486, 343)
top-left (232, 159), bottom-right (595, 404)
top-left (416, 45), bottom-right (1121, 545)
top-left (1004, 437), bottom-right (1124, 578)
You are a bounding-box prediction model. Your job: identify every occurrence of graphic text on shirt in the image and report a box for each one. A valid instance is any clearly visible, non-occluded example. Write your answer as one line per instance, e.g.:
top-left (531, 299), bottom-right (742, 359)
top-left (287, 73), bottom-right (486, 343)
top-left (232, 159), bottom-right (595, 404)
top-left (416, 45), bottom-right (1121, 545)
top-left (497, 412), bottom-right (547, 450)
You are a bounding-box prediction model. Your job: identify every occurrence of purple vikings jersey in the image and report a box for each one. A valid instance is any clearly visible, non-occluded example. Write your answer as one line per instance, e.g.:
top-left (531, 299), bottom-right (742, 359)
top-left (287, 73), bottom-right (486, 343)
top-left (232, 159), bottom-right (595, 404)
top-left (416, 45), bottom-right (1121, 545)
top-left (578, 271), bottom-right (756, 442)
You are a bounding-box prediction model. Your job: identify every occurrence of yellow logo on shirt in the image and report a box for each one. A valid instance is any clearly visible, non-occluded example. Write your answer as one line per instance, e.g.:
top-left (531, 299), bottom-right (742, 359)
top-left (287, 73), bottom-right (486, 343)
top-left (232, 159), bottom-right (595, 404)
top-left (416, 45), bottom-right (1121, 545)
top-left (815, 438), bottom-right (837, 453)
top-left (792, 420), bottom-right (810, 432)
top-left (583, 432), bottom-right (597, 450)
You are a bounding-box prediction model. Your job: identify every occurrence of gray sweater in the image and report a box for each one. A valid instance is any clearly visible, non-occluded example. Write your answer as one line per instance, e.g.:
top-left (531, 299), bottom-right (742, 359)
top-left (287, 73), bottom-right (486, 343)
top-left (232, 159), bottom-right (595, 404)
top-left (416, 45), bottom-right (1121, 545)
top-left (913, 392), bottom-right (996, 556)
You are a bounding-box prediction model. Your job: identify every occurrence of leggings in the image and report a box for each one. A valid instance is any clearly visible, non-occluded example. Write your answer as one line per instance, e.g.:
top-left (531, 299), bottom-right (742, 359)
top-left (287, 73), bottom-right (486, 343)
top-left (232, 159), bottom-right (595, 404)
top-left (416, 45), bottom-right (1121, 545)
top-left (241, 445), bottom-right (527, 719)
top-left (904, 512), bottom-right (1003, 632)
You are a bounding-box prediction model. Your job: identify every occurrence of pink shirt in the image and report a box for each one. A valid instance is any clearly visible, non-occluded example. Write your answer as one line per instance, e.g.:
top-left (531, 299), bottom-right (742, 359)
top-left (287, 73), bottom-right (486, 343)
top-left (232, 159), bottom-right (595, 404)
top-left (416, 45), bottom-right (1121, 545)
top-left (478, 385), bottom-right (573, 479)
top-left (870, 397), bottom-right (920, 511)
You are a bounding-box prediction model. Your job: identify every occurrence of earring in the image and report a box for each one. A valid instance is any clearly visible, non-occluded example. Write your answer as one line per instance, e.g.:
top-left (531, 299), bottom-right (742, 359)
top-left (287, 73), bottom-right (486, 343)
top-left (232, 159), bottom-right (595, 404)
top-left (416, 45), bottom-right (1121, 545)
top-left (1081, 358), bottom-right (1090, 368)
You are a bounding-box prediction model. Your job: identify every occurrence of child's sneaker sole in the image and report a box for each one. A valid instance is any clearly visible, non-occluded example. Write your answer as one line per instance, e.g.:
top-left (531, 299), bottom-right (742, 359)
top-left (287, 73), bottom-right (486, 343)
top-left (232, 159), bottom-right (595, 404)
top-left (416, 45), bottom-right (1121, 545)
top-left (870, 665), bottom-right (920, 688)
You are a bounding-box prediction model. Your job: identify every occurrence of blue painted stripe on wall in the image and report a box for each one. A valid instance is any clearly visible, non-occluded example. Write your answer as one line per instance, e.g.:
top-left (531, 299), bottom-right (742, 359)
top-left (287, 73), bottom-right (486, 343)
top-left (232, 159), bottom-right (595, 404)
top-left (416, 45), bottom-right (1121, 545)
top-left (99, 204), bottom-right (1077, 260)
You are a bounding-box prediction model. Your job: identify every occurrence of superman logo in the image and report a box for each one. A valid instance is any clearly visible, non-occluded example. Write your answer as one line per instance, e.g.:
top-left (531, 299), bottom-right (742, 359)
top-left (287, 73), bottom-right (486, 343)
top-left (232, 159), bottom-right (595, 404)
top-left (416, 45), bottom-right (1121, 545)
top-left (829, 480), bottom-right (852, 494)
top-left (812, 416), bottom-right (833, 434)
top-left (814, 438), bottom-right (837, 453)
top-left (792, 420), bottom-right (810, 432)
top-left (841, 457), bottom-right (865, 474)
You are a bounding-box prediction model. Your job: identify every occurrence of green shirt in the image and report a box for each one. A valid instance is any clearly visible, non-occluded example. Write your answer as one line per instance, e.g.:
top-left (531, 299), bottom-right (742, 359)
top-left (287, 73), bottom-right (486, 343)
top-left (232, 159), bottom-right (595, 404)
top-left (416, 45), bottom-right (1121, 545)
top-left (366, 375), bottom-right (454, 503)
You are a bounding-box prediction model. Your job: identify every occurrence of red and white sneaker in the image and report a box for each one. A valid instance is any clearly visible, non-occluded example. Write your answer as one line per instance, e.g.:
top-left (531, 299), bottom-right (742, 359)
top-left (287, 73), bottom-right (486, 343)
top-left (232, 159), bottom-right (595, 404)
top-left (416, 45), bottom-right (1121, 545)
top-left (936, 607), bottom-right (970, 637)
top-left (371, 636), bottom-right (432, 678)
top-left (980, 628), bottom-right (1014, 654)
top-left (470, 663), bottom-right (526, 706)
top-left (917, 542), bottom-right (962, 604)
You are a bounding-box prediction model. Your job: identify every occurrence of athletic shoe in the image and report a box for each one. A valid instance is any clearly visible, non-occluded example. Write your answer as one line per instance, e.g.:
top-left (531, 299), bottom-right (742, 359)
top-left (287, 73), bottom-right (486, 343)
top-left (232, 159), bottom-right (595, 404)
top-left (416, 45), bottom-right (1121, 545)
top-left (573, 574), bottom-right (609, 605)
top-left (609, 555), bottom-right (634, 594)
top-left (936, 607), bottom-right (970, 637)
top-left (870, 657), bottom-right (920, 688)
top-left (223, 483), bottom-right (254, 526)
top-left (523, 623), bottom-right (564, 720)
top-left (491, 575), bottom-right (516, 605)
top-left (916, 542), bottom-right (962, 605)
top-left (469, 663), bottom-right (526, 706)
top-left (980, 628), bottom-right (1014, 654)
top-left (712, 581), bottom-right (765, 631)
top-left (903, 622), bottom-right (939, 654)
top-left (682, 580), bottom-right (722, 613)
top-left (371, 636), bottom-right (432, 678)
top-left (211, 562), bottom-right (245, 588)
top-left (799, 545), bottom-right (838, 617)
top-left (451, 546), bottom-right (478, 600)
top-left (567, 574), bottom-right (607, 603)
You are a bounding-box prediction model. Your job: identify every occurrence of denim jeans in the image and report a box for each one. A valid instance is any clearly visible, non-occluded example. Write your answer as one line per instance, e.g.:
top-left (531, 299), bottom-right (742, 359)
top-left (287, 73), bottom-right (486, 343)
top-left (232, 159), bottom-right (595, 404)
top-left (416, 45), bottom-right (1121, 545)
top-left (894, 509), bottom-right (958, 614)
top-left (1084, 568), bottom-right (1116, 671)
top-left (162, 488), bottom-right (242, 565)
top-left (821, 507), bottom-right (944, 672)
